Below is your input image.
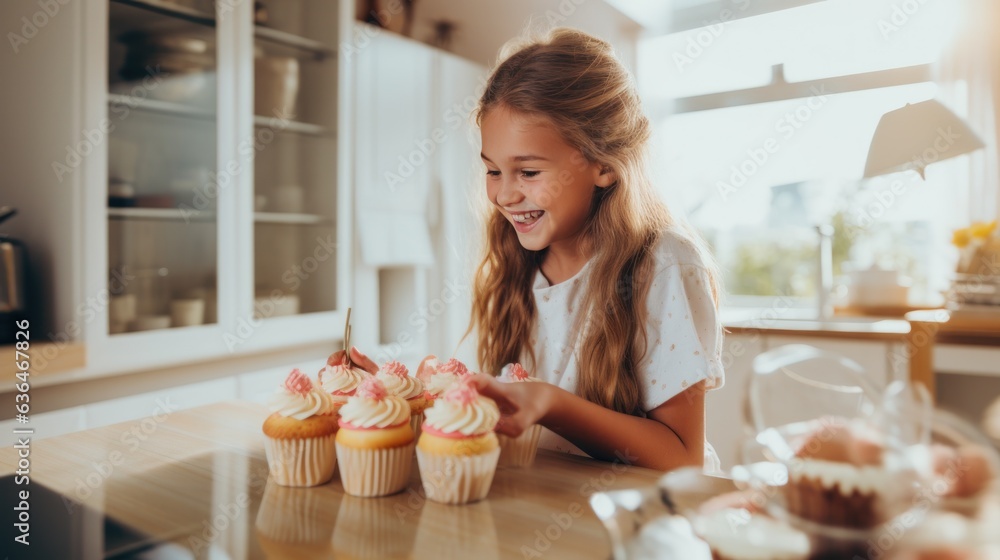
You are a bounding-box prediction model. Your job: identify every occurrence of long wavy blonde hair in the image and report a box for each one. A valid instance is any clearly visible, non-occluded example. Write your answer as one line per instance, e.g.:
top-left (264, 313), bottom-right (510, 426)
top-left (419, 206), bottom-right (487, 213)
top-left (470, 28), bottom-right (719, 416)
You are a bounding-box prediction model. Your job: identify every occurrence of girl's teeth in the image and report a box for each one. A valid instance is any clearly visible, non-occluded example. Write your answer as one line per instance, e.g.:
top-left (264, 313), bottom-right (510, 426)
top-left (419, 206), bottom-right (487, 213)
top-left (513, 211), bottom-right (543, 223)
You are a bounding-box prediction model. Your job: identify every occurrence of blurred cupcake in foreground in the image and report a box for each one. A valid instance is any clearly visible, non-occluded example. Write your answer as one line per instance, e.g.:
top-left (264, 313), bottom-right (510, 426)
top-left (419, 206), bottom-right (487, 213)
top-left (783, 417), bottom-right (915, 530)
top-left (497, 363), bottom-right (544, 468)
top-left (317, 359), bottom-right (369, 417)
top-left (335, 377), bottom-right (415, 497)
top-left (417, 378), bottom-right (500, 504)
top-left (262, 368), bottom-right (339, 487)
top-left (693, 508), bottom-right (809, 560)
top-left (375, 360), bottom-right (429, 437)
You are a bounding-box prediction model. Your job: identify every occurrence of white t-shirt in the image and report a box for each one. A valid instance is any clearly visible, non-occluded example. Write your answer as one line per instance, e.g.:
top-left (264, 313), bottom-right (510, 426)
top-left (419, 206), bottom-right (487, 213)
top-left (528, 229), bottom-right (725, 466)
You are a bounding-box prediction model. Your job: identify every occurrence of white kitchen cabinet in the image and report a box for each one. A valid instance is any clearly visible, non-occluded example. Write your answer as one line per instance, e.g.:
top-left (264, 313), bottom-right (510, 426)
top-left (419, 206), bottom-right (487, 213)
top-left (349, 24), bottom-right (487, 366)
top-left (1, 0), bottom-right (355, 381)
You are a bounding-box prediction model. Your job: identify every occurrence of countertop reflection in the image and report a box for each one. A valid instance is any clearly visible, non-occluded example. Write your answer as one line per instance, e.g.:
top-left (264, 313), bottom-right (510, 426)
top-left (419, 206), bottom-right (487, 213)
top-left (0, 401), bottom-right (665, 559)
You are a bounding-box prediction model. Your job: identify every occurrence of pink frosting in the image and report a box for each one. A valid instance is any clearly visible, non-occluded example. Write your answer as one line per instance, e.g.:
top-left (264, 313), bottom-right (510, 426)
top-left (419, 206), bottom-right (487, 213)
top-left (507, 363), bottom-right (530, 381)
top-left (379, 360), bottom-right (409, 378)
top-left (338, 419), bottom-right (406, 430)
top-left (421, 424), bottom-right (478, 439)
top-left (439, 358), bottom-right (470, 377)
top-left (443, 378), bottom-right (479, 406)
top-left (355, 377), bottom-right (388, 400)
top-left (283, 368), bottom-right (312, 395)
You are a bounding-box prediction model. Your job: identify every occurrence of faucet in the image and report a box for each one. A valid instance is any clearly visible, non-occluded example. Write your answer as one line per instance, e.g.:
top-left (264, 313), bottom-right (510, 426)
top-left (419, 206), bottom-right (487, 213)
top-left (816, 224), bottom-right (834, 320)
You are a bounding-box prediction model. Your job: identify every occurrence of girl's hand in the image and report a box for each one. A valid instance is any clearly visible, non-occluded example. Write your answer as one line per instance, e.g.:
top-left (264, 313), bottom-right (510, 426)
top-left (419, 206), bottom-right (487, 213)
top-left (470, 373), bottom-right (556, 437)
top-left (325, 346), bottom-right (379, 374)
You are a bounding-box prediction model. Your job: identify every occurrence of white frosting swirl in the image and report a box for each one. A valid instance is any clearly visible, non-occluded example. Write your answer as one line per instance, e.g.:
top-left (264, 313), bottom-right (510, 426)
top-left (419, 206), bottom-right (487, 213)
top-left (499, 363), bottom-right (542, 383)
top-left (268, 388), bottom-right (337, 420)
top-left (424, 395), bottom-right (500, 436)
top-left (319, 364), bottom-right (367, 395)
top-left (425, 372), bottom-right (463, 397)
top-left (694, 509), bottom-right (809, 560)
top-left (376, 371), bottom-right (425, 400)
top-left (338, 394), bottom-right (411, 428)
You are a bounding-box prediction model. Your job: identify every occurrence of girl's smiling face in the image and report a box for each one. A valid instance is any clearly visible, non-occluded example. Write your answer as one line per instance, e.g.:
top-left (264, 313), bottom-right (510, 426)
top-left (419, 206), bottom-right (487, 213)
top-left (481, 106), bottom-right (615, 253)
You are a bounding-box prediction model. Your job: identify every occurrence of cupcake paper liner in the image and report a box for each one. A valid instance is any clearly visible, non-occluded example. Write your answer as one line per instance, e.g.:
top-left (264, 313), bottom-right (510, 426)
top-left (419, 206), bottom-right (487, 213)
top-left (336, 441), bottom-right (415, 497)
top-left (264, 434), bottom-right (337, 487)
top-left (498, 424), bottom-right (542, 468)
top-left (416, 447), bottom-right (500, 504)
top-left (410, 411), bottom-right (425, 441)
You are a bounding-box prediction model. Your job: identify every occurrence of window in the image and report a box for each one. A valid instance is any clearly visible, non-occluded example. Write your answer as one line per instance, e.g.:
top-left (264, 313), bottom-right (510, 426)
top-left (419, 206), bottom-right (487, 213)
top-left (639, 0), bottom-right (971, 307)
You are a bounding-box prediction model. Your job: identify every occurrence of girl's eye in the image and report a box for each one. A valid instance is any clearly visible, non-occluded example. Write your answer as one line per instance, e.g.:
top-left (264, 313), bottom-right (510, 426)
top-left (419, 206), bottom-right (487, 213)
top-left (521, 170), bottom-right (540, 178)
top-left (486, 170), bottom-right (501, 177)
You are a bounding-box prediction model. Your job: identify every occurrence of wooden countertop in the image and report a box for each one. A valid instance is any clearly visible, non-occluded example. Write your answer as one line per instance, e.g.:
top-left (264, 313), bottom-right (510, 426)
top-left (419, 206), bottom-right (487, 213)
top-left (723, 317), bottom-right (913, 341)
top-left (0, 401), bottom-right (663, 559)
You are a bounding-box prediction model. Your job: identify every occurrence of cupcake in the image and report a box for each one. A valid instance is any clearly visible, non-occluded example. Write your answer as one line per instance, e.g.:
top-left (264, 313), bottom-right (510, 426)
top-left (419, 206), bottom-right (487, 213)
top-left (416, 378), bottom-right (501, 504)
top-left (317, 359), bottom-right (369, 417)
top-left (418, 356), bottom-right (470, 403)
top-left (335, 377), bottom-right (415, 497)
top-left (262, 368), bottom-right (339, 487)
top-left (496, 363), bottom-right (544, 468)
top-left (417, 355), bottom-right (470, 384)
top-left (782, 417), bottom-right (912, 529)
top-left (693, 508), bottom-right (809, 560)
top-left (375, 360), bottom-right (430, 437)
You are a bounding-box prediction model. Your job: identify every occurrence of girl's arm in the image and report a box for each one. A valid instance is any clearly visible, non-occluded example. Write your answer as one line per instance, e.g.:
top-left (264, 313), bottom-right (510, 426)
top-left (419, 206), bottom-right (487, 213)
top-left (471, 374), bottom-right (706, 471)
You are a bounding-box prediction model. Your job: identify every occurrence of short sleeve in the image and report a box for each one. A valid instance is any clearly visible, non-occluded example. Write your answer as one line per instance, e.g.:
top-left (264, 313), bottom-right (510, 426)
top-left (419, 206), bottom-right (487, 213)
top-left (639, 261), bottom-right (725, 412)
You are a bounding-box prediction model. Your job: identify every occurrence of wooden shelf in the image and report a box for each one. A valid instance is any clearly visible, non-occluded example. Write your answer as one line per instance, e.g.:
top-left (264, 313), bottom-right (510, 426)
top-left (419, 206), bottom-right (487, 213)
top-left (108, 93), bottom-right (214, 120)
top-left (254, 212), bottom-right (332, 225)
top-left (1, 342), bottom-right (86, 378)
top-left (254, 26), bottom-right (334, 59)
top-left (110, 0), bottom-right (215, 27)
top-left (108, 207), bottom-right (215, 222)
top-left (253, 115), bottom-right (329, 137)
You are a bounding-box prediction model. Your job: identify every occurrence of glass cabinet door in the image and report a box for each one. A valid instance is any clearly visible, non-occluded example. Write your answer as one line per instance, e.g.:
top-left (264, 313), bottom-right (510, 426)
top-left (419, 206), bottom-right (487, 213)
top-left (251, 1), bottom-right (339, 319)
top-left (106, 0), bottom-right (219, 335)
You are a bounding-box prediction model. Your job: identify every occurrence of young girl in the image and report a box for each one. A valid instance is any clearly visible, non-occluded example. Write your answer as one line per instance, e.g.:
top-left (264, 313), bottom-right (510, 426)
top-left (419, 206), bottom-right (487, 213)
top-left (464, 28), bottom-right (725, 472)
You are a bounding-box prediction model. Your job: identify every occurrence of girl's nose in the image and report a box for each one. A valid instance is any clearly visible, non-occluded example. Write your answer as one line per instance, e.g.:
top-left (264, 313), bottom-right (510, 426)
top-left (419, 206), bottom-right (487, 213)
top-left (495, 177), bottom-right (523, 207)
